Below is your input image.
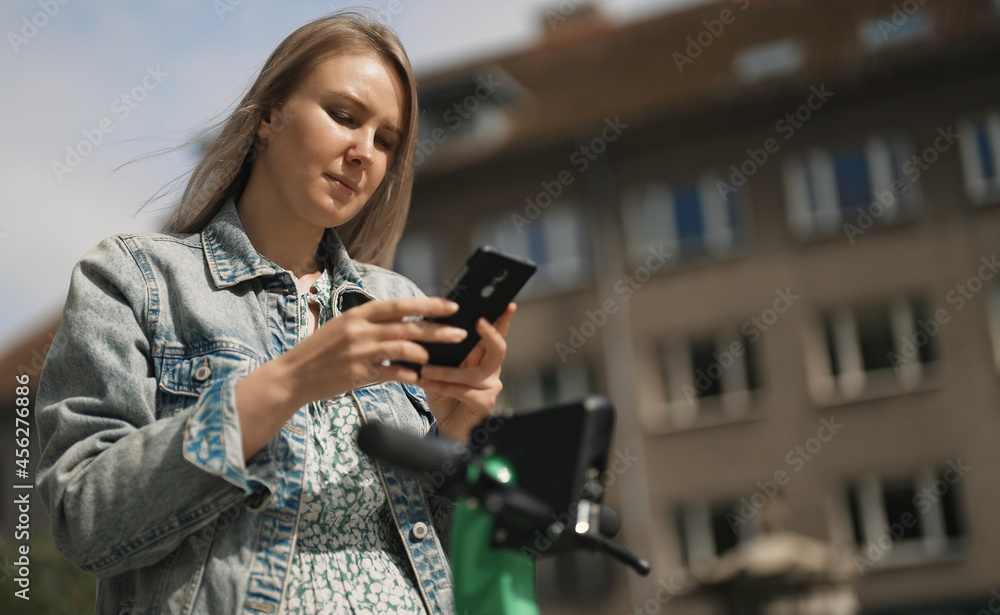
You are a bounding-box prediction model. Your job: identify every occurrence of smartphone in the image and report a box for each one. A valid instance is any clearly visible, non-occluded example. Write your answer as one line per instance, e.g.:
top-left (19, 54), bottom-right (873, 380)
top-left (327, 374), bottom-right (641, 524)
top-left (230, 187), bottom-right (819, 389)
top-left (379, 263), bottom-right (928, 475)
top-left (410, 246), bottom-right (536, 369)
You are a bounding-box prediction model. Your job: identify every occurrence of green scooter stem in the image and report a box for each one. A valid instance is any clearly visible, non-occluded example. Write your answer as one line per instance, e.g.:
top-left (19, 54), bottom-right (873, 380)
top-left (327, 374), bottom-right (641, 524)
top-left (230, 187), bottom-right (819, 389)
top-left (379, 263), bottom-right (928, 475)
top-left (451, 456), bottom-right (539, 615)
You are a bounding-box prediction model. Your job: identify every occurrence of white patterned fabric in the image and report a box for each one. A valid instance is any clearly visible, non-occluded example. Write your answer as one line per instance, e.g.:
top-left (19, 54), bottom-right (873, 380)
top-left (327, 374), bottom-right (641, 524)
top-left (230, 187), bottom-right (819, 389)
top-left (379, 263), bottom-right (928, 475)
top-left (282, 269), bottom-right (427, 614)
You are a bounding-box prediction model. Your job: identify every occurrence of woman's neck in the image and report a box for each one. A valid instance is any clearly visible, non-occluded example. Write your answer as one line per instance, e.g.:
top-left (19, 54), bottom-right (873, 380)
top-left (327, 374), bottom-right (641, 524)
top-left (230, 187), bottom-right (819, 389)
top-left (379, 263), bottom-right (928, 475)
top-left (236, 193), bottom-right (325, 280)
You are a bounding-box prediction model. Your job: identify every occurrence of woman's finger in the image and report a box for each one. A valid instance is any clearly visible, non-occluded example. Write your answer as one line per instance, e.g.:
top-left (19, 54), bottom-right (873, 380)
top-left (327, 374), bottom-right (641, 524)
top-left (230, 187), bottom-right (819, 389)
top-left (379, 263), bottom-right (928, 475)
top-left (379, 364), bottom-right (421, 386)
top-left (461, 303), bottom-right (516, 367)
top-left (420, 363), bottom-right (486, 387)
top-left (373, 319), bottom-right (468, 344)
top-left (350, 339), bottom-right (429, 373)
top-left (420, 379), bottom-right (495, 412)
top-left (493, 303), bottom-right (517, 338)
top-left (360, 296), bottom-right (459, 322)
top-left (472, 317), bottom-right (508, 368)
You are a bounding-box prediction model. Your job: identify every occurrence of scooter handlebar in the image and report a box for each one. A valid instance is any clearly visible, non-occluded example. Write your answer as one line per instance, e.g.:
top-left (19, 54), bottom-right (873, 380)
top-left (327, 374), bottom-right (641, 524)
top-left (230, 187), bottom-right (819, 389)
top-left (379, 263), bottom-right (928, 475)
top-left (357, 423), bottom-right (468, 487)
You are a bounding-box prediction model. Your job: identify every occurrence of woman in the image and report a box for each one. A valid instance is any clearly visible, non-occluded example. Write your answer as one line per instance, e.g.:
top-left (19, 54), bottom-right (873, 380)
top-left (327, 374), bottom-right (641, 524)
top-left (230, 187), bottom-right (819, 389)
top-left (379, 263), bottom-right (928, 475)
top-left (35, 11), bottom-right (513, 615)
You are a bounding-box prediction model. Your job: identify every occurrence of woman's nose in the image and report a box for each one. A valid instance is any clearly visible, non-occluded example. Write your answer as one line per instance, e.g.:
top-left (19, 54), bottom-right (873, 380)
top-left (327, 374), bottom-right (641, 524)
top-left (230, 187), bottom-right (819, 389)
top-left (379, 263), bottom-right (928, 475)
top-left (347, 130), bottom-right (376, 167)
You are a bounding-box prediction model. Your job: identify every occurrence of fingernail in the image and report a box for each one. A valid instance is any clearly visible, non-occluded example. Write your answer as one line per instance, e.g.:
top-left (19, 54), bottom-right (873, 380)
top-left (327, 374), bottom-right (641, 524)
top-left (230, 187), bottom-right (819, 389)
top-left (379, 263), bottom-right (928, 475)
top-left (451, 327), bottom-right (468, 340)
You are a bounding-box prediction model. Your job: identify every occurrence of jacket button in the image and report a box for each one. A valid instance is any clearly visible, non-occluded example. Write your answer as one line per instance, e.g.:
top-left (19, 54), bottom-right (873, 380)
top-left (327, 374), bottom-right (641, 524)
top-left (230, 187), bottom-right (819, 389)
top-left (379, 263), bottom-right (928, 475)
top-left (246, 490), bottom-right (267, 509)
top-left (194, 362), bottom-right (212, 381)
top-left (410, 522), bottom-right (429, 541)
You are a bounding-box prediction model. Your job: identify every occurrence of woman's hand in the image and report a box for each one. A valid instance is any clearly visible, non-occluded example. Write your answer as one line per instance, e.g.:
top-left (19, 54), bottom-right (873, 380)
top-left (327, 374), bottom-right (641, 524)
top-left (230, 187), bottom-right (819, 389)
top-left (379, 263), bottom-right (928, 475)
top-left (419, 303), bottom-right (517, 443)
top-left (235, 296), bottom-right (467, 461)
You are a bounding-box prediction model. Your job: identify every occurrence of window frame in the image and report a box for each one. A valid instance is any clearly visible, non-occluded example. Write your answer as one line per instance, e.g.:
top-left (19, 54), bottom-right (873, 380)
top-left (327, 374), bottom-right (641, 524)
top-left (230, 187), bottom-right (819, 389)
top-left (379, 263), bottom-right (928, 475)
top-left (957, 110), bottom-right (1000, 206)
top-left (843, 467), bottom-right (966, 571)
top-left (506, 360), bottom-right (594, 413)
top-left (809, 298), bottom-right (941, 403)
top-left (476, 203), bottom-right (591, 298)
top-left (675, 499), bottom-right (762, 573)
top-left (782, 134), bottom-right (920, 239)
top-left (621, 170), bottom-right (744, 267)
top-left (733, 38), bottom-right (805, 84)
top-left (858, 12), bottom-right (932, 52)
top-left (987, 282), bottom-right (1000, 373)
top-left (647, 328), bottom-right (759, 431)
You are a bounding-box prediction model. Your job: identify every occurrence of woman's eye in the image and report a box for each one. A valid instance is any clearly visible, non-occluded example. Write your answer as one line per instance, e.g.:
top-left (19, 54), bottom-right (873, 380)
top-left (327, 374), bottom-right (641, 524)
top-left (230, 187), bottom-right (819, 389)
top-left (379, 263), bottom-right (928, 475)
top-left (328, 109), bottom-right (352, 124)
top-left (376, 136), bottom-right (396, 152)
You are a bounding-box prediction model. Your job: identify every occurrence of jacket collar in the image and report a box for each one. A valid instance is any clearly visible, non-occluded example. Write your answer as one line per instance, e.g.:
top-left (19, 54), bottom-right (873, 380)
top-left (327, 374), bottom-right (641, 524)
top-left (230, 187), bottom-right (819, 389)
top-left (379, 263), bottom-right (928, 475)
top-left (200, 198), bottom-right (364, 290)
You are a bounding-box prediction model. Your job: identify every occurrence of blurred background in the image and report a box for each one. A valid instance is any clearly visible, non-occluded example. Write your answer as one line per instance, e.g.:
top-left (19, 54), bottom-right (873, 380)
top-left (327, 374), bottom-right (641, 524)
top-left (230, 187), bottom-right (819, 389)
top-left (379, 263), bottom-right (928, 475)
top-left (2, 0), bottom-right (999, 613)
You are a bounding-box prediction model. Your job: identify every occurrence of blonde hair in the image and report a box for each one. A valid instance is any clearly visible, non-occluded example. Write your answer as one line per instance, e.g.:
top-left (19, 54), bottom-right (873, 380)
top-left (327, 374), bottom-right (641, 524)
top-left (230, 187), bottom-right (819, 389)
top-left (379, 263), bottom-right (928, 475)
top-left (165, 11), bottom-right (418, 267)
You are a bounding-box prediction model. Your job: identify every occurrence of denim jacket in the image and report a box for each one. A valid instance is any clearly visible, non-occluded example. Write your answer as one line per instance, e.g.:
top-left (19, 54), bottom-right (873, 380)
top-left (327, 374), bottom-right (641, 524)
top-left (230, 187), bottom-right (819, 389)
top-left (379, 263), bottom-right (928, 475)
top-left (35, 200), bottom-right (455, 614)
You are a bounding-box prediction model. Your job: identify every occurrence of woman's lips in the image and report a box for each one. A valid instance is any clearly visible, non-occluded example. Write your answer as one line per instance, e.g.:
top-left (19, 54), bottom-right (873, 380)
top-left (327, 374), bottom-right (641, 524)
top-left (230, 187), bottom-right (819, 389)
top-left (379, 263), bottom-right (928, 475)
top-left (325, 173), bottom-right (358, 195)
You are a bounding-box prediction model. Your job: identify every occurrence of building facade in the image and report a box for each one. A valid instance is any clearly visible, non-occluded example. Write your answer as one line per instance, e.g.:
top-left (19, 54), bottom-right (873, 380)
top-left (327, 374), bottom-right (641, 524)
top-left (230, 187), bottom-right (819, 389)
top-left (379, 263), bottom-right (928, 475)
top-left (398, 0), bottom-right (1000, 612)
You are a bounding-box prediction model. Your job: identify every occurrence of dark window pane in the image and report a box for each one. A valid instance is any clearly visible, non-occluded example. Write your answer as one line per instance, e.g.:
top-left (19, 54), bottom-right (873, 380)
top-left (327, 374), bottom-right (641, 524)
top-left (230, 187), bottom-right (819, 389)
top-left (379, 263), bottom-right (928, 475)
top-left (882, 480), bottom-right (922, 541)
top-left (937, 470), bottom-right (964, 539)
top-left (675, 509), bottom-right (691, 568)
top-left (824, 314), bottom-right (841, 376)
top-left (725, 186), bottom-right (742, 234)
top-left (847, 485), bottom-right (865, 545)
top-left (804, 163), bottom-right (821, 215)
top-left (742, 334), bottom-right (761, 391)
top-left (690, 339), bottom-right (723, 398)
top-left (976, 123), bottom-right (997, 180)
top-left (889, 142), bottom-right (904, 185)
top-left (711, 502), bottom-right (740, 556)
top-left (527, 221), bottom-right (549, 267)
top-left (581, 362), bottom-right (597, 396)
top-left (856, 305), bottom-right (895, 372)
top-left (833, 147), bottom-right (873, 213)
top-left (540, 368), bottom-right (560, 404)
top-left (912, 299), bottom-right (939, 365)
top-left (674, 184), bottom-right (705, 248)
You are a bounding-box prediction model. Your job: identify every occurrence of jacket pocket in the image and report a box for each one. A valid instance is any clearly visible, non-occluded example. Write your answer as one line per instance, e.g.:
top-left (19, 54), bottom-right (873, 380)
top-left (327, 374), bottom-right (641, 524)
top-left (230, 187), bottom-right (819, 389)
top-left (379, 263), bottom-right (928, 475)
top-left (400, 383), bottom-right (435, 434)
top-left (155, 343), bottom-right (260, 419)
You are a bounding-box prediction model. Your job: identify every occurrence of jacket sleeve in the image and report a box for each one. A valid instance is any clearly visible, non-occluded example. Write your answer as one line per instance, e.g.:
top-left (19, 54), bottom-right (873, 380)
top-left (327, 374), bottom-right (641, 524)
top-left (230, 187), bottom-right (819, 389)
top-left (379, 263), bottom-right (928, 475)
top-left (35, 236), bottom-right (275, 577)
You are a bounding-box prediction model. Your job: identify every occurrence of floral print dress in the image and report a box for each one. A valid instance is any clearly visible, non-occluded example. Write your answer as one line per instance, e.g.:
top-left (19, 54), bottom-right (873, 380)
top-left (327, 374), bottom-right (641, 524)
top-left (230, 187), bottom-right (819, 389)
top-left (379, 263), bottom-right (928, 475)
top-left (281, 269), bottom-right (427, 615)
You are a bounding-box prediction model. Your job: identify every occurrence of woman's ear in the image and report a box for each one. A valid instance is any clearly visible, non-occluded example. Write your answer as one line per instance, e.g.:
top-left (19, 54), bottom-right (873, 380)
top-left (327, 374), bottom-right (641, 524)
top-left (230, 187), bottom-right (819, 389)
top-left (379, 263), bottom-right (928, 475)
top-left (256, 111), bottom-right (273, 144)
top-left (257, 101), bottom-right (292, 143)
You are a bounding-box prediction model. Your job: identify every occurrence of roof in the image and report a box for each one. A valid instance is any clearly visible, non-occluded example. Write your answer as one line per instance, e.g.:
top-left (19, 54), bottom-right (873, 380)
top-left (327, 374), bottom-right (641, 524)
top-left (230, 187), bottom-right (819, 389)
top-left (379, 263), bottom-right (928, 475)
top-left (414, 0), bottom-right (1000, 173)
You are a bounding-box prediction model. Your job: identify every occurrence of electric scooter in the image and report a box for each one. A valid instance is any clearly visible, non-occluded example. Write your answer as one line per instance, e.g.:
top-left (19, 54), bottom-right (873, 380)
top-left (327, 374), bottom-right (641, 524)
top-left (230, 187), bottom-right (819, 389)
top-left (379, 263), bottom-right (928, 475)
top-left (358, 395), bottom-right (651, 615)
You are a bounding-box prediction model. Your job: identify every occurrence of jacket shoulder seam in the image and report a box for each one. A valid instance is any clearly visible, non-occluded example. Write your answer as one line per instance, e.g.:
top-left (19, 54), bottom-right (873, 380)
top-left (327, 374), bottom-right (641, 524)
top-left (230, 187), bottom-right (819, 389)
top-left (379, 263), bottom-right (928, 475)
top-left (117, 236), bottom-right (160, 351)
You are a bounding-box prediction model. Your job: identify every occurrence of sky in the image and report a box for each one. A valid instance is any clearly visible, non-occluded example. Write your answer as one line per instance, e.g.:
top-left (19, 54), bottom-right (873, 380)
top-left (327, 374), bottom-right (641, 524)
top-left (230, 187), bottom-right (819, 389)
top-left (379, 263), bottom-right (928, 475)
top-left (0, 0), bottom-right (706, 352)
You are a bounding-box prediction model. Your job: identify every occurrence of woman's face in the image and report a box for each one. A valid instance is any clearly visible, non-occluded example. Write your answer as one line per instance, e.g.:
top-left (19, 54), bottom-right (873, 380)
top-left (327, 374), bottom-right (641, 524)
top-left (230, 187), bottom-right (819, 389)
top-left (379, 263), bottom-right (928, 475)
top-left (254, 52), bottom-right (405, 230)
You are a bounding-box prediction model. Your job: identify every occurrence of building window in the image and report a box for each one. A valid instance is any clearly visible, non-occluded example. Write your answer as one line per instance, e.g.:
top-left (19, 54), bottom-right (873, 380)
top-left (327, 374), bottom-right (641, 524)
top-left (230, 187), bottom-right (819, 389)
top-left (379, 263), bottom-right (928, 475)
top-left (859, 12), bottom-right (931, 52)
top-left (988, 283), bottom-right (1000, 373)
top-left (733, 39), bottom-right (805, 84)
top-left (783, 134), bottom-right (919, 238)
top-left (651, 329), bottom-right (760, 430)
top-left (845, 464), bottom-right (967, 572)
top-left (622, 171), bottom-right (744, 266)
top-left (676, 499), bottom-right (761, 572)
top-left (814, 298), bottom-right (941, 402)
top-left (393, 232), bottom-right (443, 296)
top-left (415, 68), bottom-right (521, 168)
top-left (506, 361), bottom-right (594, 413)
top-left (958, 110), bottom-right (1000, 205)
top-left (477, 205), bottom-right (590, 296)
